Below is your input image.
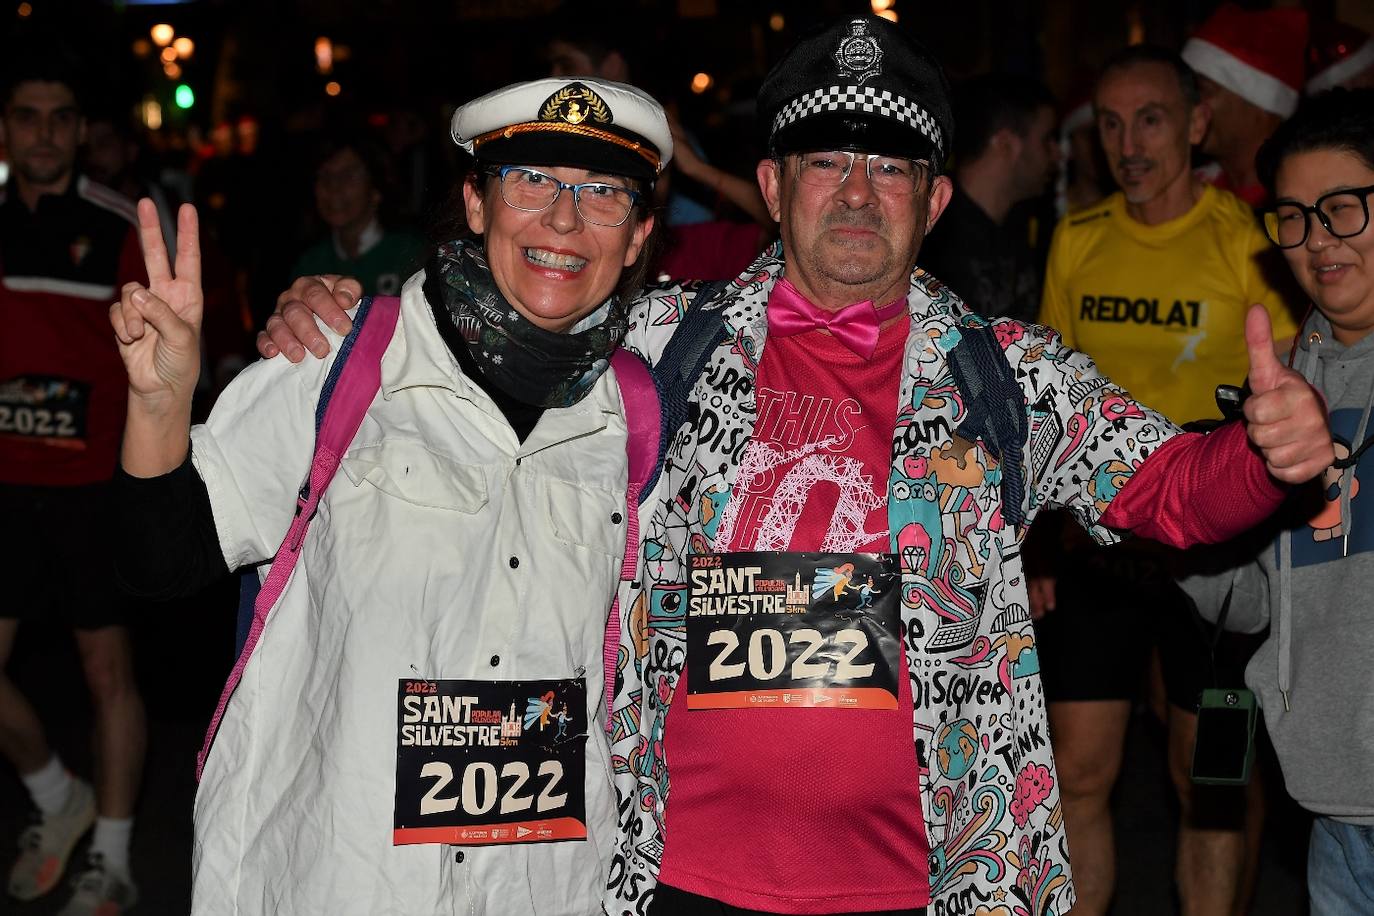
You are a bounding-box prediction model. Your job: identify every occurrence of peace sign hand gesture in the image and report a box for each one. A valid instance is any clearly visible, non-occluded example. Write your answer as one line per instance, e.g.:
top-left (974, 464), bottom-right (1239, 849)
top-left (111, 199), bottom-right (205, 476)
top-left (110, 199), bottom-right (203, 411)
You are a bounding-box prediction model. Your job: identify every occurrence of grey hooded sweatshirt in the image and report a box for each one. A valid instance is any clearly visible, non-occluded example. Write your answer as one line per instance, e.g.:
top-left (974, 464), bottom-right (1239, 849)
top-left (1182, 310), bottom-right (1374, 825)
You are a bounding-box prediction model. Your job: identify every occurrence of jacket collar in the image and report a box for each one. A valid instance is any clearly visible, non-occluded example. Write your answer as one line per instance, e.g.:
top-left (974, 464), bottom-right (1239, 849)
top-left (380, 271), bottom-right (469, 400)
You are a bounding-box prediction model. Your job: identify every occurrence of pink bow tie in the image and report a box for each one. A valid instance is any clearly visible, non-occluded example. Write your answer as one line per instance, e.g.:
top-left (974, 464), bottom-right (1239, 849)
top-left (766, 279), bottom-right (907, 360)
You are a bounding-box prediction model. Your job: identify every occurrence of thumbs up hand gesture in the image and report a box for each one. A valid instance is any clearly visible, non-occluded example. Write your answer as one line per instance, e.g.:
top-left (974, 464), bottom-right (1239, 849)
top-left (1242, 304), bottom-right (1334, 484)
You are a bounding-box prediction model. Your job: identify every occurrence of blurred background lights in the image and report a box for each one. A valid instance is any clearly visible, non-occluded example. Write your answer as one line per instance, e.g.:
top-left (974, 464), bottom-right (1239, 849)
top-left (315, 36), bottom-right (333, 74)
top-left (173, 37), bottom-right (194, 59)
top-left (141, 96), bottom-right (162, 130)
top-left (174, 83), bottom-right (194, 109)
top-left (324, 80), bottom-right (342, 97)
top-left (17, 2), bottom-right (31, 17)
top-left (1126, 8), bottom-right (1145, 44)
top-left (690, 72), bottom-right (713, 94)
top-left (160, 46), bottom-right (177, 63)
top-left (769, 12), bottom-right (784, 31)
top-left (151, 23), bottom-right (174, 47)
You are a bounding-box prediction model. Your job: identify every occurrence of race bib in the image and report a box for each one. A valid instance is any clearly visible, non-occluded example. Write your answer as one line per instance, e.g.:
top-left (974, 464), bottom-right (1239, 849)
top-left (686, 552), bottom-right (902, 710)
top-left (393, 678), bottom-right (587, 846)
top-left (0, 375), bottom-right (89, 448)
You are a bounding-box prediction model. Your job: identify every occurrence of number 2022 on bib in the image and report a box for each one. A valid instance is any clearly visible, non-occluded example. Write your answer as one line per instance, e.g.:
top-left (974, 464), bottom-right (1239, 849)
top-left (686, 552), bottom-right (903, 711)
top-left (0, 375), bottom-right (89, 447)
top-left (393, 678), bottom-right (588, 846)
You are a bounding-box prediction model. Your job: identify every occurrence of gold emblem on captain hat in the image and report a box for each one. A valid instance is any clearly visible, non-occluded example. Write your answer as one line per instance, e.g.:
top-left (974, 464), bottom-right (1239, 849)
top-left (540, 82), bottom-right (612, 126)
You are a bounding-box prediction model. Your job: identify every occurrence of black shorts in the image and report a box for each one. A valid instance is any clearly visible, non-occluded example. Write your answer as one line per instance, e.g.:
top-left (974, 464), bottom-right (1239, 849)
top-left (1036, 542), bottom-right (1247, 712)
top-left (0, 481), bottom-right (135, 629)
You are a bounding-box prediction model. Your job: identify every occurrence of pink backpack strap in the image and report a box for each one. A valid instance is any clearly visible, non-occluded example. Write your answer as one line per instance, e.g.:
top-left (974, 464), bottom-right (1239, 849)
top-left (604, 348), bottom-right (660, 726)
top-left (197, 295), bottom-right (402, 781)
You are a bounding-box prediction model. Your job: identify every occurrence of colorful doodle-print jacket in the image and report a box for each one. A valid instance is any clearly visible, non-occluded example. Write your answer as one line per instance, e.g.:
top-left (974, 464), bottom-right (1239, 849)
top-left (603, 245), bottom-right (1179, 916)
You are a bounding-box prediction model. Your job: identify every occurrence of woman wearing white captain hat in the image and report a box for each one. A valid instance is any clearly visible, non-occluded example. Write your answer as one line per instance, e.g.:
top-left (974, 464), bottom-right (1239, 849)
top-left (109, 77), bottom-right (670, 916)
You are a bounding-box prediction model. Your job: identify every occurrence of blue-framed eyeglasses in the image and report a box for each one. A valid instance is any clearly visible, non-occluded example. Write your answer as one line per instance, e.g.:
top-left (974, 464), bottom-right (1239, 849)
top-left (492, 165), bottom-right (641, 227)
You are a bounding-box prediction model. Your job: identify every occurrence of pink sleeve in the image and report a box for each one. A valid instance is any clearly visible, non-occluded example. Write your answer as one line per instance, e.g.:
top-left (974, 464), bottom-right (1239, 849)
top-left (1099, 420), bottom-right (1286, 548)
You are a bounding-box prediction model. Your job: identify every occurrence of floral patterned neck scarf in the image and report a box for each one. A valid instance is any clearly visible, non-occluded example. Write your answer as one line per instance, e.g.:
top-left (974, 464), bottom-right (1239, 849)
top-left (433, 238), bottom-right (627, 408)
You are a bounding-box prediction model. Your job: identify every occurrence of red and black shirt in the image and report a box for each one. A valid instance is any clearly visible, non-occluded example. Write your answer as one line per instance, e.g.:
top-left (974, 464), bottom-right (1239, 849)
top-left (0, 176), bottom-right (144, 485)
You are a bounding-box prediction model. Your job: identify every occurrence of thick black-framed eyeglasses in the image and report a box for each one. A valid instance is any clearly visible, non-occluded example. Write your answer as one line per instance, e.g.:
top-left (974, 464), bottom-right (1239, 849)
top-left (492, 165), bottom-right (640, 227)
top-left (1263, 184), bottom-right (1374, 249)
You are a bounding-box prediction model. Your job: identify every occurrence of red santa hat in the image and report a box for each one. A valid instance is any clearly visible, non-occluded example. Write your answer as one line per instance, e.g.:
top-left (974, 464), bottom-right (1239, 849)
top-left (1061, 99), bottom-right (1093, 136)
top-left (1307, 21), bottom-right (1374, 94)
top-left (1181, 3), bottom-right (1309, 117)
top-left (1059, 85), bottom-right (1094, 137)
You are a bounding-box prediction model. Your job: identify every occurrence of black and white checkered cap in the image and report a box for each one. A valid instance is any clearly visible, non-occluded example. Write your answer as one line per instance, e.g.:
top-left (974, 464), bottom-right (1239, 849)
top-left (771, 85), bottom-right (943, 158)
top-left (759, 15), bottom-right (953, 167)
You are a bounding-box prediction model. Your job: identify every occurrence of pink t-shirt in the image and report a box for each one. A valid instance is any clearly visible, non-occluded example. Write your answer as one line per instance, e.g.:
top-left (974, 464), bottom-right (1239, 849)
top-left (657, 315), bottom-right (930, 913)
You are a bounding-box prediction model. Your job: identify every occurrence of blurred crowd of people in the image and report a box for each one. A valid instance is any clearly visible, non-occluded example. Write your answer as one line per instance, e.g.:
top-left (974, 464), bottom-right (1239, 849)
top-left (2, 2), bottom-right (1373, 915)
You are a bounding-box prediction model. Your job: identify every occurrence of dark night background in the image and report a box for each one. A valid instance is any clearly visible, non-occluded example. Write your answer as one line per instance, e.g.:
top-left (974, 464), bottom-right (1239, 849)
top-left (2, 0), bottom-right (1369, 912)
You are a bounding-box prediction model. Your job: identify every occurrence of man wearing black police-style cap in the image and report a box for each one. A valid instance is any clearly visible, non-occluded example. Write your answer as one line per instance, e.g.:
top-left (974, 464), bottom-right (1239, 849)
top-left (602, 14), bottom-right (1331, 916)
top-left (259, 15), bottom-right (1334, 916)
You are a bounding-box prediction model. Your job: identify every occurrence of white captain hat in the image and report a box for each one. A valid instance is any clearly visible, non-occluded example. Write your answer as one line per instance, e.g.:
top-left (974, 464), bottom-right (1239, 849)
top-left (450, 77), bottom-right (673, 182)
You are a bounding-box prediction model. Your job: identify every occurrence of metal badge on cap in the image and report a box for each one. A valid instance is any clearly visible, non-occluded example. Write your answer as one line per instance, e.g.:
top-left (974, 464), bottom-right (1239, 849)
top-left (833, 19), bottom-right (884, 85)
top-left (757, 14), bottom-right (952, 166)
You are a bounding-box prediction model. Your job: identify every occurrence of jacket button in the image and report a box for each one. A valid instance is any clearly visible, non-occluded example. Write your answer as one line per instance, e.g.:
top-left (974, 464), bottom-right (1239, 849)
top-left (490, 654), bottom-right (500, 667)
top-left (454, 850), bottom-right (465, 863)
top-left (509, 556), bottom-right (520, 568)
top-left (611, 511), bottom-right (623, 524)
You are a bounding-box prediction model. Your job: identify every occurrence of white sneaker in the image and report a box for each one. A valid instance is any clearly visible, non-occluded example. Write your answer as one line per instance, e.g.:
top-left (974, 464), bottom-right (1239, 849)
top-left (57, 853), bottom-right (139, 916)
top-left (6, 777), bottom-right (96, 901)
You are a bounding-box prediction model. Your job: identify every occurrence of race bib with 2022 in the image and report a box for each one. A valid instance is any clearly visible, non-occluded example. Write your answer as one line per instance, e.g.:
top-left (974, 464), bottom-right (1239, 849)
top-left (0, 375), bottom-right (89, 448)
top-left (686, 552), bottom-right (902, 710)
top-left (393, 678), bottom-right (587, 846)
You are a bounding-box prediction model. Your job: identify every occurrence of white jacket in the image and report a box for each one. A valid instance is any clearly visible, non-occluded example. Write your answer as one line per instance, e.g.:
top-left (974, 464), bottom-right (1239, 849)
top-left (190, 273), bottom-right (628, 915)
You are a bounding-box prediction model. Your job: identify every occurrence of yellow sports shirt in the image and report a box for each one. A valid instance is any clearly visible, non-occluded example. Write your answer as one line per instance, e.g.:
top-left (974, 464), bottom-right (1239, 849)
top-left (1038, 184), bottom-right (1296, 424)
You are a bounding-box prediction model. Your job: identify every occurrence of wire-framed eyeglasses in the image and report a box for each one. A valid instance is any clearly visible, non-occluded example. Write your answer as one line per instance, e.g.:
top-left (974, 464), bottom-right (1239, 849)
top-left (492, 165), bottom-right (640, 227)
top-left (1263, 184), bottom-right (1374, 249)
top-left (791, 150), bottom-right (931, 195)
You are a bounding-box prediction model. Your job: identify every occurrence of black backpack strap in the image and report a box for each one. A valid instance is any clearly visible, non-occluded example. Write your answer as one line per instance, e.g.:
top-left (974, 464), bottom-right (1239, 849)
top-left (947, 324), bottom-right (1028, 528)
top-left (642, 279), bottom-right (732, 497)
